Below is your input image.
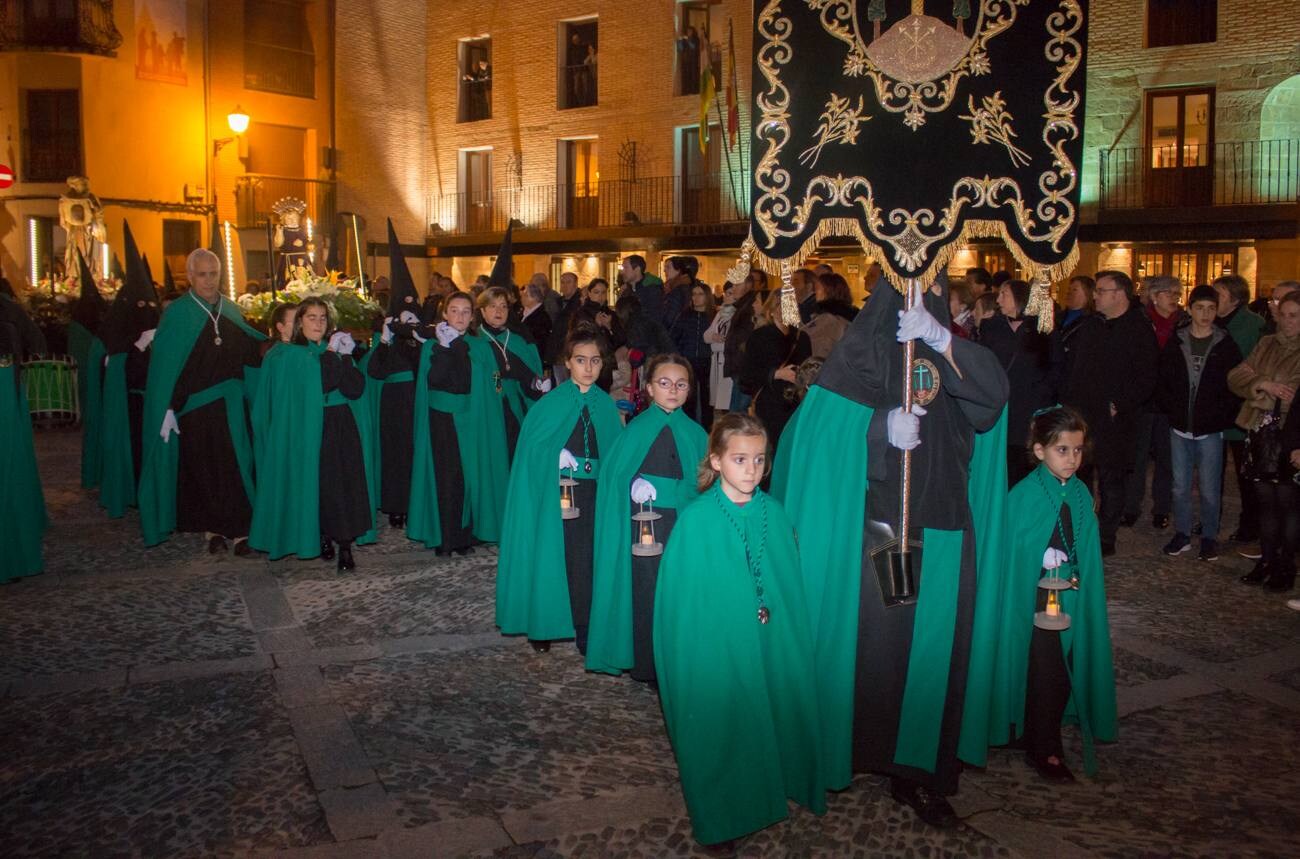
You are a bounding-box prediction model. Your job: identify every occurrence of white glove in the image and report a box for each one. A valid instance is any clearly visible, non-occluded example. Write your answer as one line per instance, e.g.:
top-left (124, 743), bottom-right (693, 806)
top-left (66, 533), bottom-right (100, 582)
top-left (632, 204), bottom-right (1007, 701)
top-left (533, 377), bottom-right (554, 394)
top-left (886, 405), bottom-right (927, 451)
top-left (630, 477), bottom-right (657, 504)
top-left (435, 322), bottom-right (460, 347)
top-left (896, 283), bottom-right (952, 355)
top-left (134, 328), bottom-right (156, 352)
top-left (1042, 547), bottom-right (1069, 571)
top-left (559, 448), bottom-right (579, 472)
top-left (328, 331), bottom-right (356, 355)
top-left (380, 318), bottom-right (395, 344)
top-left (398, 310), bottom-right (420, 326)
top-left (160, 409), bottom-right (180, 443)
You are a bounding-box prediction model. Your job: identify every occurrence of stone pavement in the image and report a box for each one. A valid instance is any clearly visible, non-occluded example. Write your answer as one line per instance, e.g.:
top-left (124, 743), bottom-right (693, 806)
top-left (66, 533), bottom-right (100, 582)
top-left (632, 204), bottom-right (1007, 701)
top-left (2, 428), bottom-right (1297, 858)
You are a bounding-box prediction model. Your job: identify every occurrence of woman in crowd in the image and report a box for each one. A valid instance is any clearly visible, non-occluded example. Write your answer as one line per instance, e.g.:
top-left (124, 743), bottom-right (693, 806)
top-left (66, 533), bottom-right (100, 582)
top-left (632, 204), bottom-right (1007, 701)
top-left (496, 325), bottom-right (623, 655)
top-left (972, 292), bottom-right (999, 340)
top-left (518, 280), bottom-right (553, 360)
top-left (587, 353), bottom-right (707, 683)
top-left (669, 281), bottom-right (715, 426)
top-left (948, 279), bottom-right (977, 340)
top-left (980, 279), bottom-right (1056, 484)
top-left (703, 281), bottom-right (738, 415)
top-left (802, 271), bottom-right (857, 360)
top-left (654, 412), bottom-right (827, 849)
top-left (1229, 291), bottom-right (1300, 592)
top-left (408, 292), bottom-right (478, 555)
top-left (572, 277), bottom-right (624, 392)
top-left (739, 289), bottom-right (813, 450)
top-left (249, 297), bottom-right (374, 572)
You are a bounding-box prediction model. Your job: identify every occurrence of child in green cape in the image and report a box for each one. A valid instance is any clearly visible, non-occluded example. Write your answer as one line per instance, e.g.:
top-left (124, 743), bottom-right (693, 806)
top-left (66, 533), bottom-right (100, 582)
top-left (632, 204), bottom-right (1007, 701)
top-left (999, 406), bottom-right (1117, 781)
top-left (586, 353), bottom-right (707, 683)
top-left (654, 413), bottom-right (827, 849)
top-left (496, 325), bottom-right (624, 654)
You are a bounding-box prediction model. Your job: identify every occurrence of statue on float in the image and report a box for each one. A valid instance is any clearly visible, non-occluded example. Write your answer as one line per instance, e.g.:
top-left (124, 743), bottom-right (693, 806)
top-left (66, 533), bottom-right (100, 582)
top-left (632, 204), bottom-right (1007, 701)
top-left (271, 196), bottom-right (313, 284)
top-left (59, 176), bottom-right (107, 277)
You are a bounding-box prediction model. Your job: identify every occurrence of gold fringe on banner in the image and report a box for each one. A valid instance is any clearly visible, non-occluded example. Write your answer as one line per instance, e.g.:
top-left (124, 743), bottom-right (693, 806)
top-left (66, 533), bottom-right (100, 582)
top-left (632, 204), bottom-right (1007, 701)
top-left (743, 218), bottom-right (1081, 303)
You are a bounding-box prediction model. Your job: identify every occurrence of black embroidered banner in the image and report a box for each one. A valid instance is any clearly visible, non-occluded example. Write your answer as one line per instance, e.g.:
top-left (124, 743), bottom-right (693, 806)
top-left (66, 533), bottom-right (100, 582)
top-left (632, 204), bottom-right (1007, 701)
top-left (747, 0), bottom-right (1088, 291)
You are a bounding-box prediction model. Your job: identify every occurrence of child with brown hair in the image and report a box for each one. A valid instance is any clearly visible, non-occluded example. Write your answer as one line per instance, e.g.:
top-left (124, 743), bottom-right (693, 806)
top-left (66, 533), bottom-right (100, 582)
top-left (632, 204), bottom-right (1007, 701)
top-left (653, 412), bottom-right (828, 848)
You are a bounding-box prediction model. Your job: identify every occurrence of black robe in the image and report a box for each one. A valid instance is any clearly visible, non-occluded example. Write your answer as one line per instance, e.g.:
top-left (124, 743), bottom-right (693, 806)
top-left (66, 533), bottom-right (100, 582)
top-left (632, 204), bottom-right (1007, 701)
top-left (169, 316), bottom-right (262, 538)
top-left (628, 426), bottom-right (682, 683)
top-left (319, 351), bottom-right (371, 544)
top-left (561, 405), bottom-right (600, 654)
top-left (125, 347), bottom-right (150, 482)
top-left (367, 335), bottom-right (422, 514)
top-left (427, 338), bottom-right (474, 552)
top-left (817, 282), bottom-right (1009, 794)
top-left (481, 322), bottom-right (542, 462)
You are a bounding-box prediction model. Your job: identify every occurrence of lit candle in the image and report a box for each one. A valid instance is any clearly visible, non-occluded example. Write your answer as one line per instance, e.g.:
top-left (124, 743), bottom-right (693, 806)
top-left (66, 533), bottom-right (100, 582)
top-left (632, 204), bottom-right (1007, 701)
top-left (560, 496), bottom-right (571, 510)
top-left (1045, 595), bottom-right (1059, 617)
top-left (640, 530), bottom-right (654, 546)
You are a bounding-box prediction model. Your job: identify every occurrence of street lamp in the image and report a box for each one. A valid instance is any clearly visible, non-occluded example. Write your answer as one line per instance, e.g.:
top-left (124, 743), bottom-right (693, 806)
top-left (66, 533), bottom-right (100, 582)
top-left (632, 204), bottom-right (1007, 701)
top-left (214, 105), bottom-right (250, 156)
top-left (212, 107), bottom-right (250, 280)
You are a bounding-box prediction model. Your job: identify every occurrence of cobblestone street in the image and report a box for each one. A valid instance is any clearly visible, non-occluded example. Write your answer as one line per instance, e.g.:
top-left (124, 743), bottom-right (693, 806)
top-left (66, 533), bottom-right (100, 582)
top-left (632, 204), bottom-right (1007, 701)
top-left (3, 428), bottom-right (1298, 858)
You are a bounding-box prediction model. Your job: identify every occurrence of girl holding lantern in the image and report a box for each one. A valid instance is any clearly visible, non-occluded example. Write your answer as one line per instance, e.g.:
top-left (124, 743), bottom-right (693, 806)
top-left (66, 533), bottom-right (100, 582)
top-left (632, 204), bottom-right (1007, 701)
top-left (586, 353), bottom-right (708, 684)
top-left (970, 405), bottom-right (1117, 782)
top-left (496, 325), bottom-right (623, 654)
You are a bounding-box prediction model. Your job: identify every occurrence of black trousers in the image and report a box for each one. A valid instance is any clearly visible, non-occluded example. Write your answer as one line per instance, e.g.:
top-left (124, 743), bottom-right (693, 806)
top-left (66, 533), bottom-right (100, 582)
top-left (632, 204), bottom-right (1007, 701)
top-left (1024, 627), bottom-right (1070, 761)
top-left (1226, 440), bottom-right (1261, 537)
top-left (1255, 479), bottom-right (1300, 570)
top-left (1096, 466), bottom-right (1128, 545)
top-left (1125, 411), bottom-right (1172, 518)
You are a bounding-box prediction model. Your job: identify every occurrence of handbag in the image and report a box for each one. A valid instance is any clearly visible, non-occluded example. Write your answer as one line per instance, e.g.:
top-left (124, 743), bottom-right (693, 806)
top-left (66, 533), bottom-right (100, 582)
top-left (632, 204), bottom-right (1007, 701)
top-left (1243, 401), bottom-right (1285, 481)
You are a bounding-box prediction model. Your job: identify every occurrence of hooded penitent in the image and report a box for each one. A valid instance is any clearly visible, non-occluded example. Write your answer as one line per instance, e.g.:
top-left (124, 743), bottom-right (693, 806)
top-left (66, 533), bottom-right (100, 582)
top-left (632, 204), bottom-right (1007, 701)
top-left (69, 249), bottom-right (109, 489)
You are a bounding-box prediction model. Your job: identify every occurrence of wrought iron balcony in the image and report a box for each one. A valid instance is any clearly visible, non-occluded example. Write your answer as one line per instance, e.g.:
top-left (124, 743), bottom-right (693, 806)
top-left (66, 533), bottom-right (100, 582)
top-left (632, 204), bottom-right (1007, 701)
top-left (0, 0), bottom-right (123, 57)
top-left (234, 174), bottom-right (336, 230)
top-left (1099, 139), bottom-right (1300, 210)
top-left (426, 174), bottom-right (749, 239)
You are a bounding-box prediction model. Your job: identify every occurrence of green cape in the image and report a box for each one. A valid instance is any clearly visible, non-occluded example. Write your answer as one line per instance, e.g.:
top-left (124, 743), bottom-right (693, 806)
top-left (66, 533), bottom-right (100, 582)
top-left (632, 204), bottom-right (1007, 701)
top-left (355, 344), bottom-right (408, 524)
top-left (1, 364), bottom-right (47, 582)
top-left (964, 464), bottom-right (1117, 774)
top-left (138, 296), bottom-right (266, 545)
top-left (585, 405), bottom-right (707, 675)
top-left (68, 321), bottom-right (107, 490)
top-left (249, 342), bottom-right (377, 559)
top-left (97, 352), bottom-right (135, 517)
top-left (653, 485), bottom-right (828, 844)
top-left (771, 385), bottom-right (1009, 789)
top-left (460, 331), bottom-right (543, 543)
top-left (495, 381), bottom-right (623, 639)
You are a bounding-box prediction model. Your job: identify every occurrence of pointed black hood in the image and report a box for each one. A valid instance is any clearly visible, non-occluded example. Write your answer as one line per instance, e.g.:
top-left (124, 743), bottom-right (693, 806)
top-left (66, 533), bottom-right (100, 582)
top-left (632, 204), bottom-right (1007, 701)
top-left (71, 249), bottom-right (108, 334)
top-left (142, 253), bottom-right (156, 295)
top-left (100, 220), bottom-right (161, 354)
top-left (488, 223), bottom-right (514, 287)
top-left (385, 219), bottom-right (420, 316)
top-left (162, 259), bottom-right (181, 300)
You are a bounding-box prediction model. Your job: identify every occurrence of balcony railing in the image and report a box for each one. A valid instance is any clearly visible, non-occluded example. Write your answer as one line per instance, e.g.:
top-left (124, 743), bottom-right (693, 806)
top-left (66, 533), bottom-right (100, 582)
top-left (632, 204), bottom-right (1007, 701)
top-left (234, 175), bottom-right (336, 230)
top-left (560, 62), bottom-right (597, 109)
top-left (0, 0), bottom-right (123, 56)
top-left (427, 174), bottom-right (749, 238)
top-left (244, 41), bottom-right (316, 99)
top-left (1099, 139), bottom-right (1300, 210)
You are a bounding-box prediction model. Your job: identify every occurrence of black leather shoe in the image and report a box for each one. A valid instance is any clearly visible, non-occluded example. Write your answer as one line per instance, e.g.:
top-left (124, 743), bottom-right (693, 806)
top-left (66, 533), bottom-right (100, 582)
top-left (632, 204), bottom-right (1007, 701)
top-left (1027, 753), bottom-right (1076, 783)
top-left (890, 777), bottom-right (959, 829)
top-left (1119, 514), bottom-right (1138, 528)
top-left (337, 544), bottom-right (355, 572)
top-left (388, 513), bottom-right (406, 528)
top-left (207, 535), bottom-right (228, 554)
top-left (1240, 561), bottom-right (1269, 585)
top-left (320, 538), bottom-right (335, 561)
top-left (530, 640), bottom-right (551, 653)
top-left (701, 838), bottom-right (739, 856)
top-left (1263, 567), bottom-right (1296, 593)
top-left (233, 538), bottom-right (251, 557)
top-left (1152, 513), bottom-right (1170, 530)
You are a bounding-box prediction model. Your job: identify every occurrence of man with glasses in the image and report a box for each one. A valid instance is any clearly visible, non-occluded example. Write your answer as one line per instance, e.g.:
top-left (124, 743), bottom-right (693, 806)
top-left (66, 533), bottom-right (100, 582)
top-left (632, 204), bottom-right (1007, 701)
top-left (1059, 270), bottom-right (1159, 556)
top-left (1261, 280), bottom-right (1298, 335)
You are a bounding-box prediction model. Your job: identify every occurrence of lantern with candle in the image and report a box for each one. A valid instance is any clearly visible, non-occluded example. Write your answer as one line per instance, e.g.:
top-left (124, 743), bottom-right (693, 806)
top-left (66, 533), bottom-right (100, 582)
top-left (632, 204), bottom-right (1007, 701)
top-left (630, 501), bottom-right (663, 557)
top-left (559, 470), bottom-right (580, 520)
top-left (1034, 561), bottom-right (1072, 631)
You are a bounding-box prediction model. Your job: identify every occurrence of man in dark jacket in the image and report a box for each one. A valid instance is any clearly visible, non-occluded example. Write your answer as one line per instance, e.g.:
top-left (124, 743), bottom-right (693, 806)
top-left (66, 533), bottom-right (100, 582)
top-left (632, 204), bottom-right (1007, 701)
top-left (544, 271), bottom-right (585, 373)
top-left (1060, 270), bottom-right (1159, 555)
top-left (722, 277), bottom-right (759, 410)
top-left (1155, 284), bottom-right (1243, 562)
top-left (1214, 273), bottom-right (1266, 545)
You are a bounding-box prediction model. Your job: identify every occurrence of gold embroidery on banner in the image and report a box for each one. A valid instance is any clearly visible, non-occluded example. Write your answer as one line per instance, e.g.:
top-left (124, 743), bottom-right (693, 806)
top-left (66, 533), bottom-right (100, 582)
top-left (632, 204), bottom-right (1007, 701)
top-left (808, 0), bottom-right (1026, 130)
top-left (959, 92), bottom-right (1030, 167)
top-left (749, 0), bottom-right (1084, 298)
top-left (799, 93), bottom-right (871, 167)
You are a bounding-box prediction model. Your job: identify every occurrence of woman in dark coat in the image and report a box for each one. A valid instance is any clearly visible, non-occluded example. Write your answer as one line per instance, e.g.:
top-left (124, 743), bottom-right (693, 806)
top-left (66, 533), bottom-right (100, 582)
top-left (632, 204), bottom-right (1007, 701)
top-left (669, 281), bottom-right (716, 426)
top-left (739, 289), bottom-right (812, 451)
top-left (979, 279), bottom-right (1056, 485)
